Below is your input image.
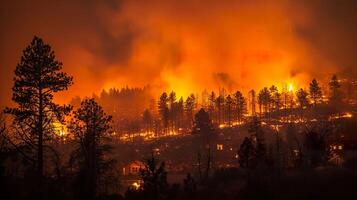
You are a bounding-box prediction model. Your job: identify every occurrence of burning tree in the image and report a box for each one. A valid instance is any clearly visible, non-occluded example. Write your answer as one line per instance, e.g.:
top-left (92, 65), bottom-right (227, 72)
top-left (309, 78), bottom-right (323, 106)
top-left (185, 94), bottom-right (196, 128)
top-left (208, 91), bottom-right (216, 122)
top-left (296, 88), bottom-right (309, 120)
top-left (143, 109), bottom-right (153, 133)
top-left (215, 95), bottom-right (224, 124)
top-left (329, 74), bottom-right (342, 105)
top-left (4, 36), bottom-right (73, 187)
top-left (158, 92), bottom-right (169, 134)
top-left (233, 90), bottom-right (247, 123)
top-left (269, 85), bottom-right (281, 113)
top-left (168, 91), bottom-right (177, 131)
top-left (225, 95), bottom-right (233, 126)
top-left (258, 87), bottom-right (271, 118)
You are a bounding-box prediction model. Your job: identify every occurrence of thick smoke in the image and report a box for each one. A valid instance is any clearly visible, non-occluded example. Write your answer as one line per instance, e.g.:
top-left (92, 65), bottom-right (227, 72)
top-left (1, 0), bottom-right (357, 106)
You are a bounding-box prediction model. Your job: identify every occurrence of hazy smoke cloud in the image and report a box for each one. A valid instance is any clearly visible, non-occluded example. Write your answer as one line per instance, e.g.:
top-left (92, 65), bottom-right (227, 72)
top-left (1, 0), bottom-right (357, 106)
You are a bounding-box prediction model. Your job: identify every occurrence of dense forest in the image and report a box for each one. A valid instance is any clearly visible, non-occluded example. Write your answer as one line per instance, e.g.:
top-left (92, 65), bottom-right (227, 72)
top-left (1, 37), bottom-right (357, 200)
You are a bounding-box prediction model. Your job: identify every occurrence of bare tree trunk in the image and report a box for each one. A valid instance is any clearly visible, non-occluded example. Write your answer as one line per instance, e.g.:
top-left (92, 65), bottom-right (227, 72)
top-left (38, 88), bottom-right (44, 194)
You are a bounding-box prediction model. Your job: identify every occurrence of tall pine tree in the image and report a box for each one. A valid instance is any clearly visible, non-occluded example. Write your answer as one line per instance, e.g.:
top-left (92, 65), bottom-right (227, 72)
top-left (233, 91), bottom-right (246, 123)
top-left (296, 88), bottom-right (309, 120)
top-left (68, 98), bottom-right (115, 200)
top-left (309, 79), bottom-right (323, 106)
top-left (329, 74), bottom-right (341, 104)
top-left (5, 36), bottom-right (73, 185)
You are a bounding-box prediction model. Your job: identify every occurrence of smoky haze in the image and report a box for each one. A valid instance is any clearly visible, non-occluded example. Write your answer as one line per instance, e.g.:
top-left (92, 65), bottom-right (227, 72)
top-left (1, 0), bottom-right (357, 107)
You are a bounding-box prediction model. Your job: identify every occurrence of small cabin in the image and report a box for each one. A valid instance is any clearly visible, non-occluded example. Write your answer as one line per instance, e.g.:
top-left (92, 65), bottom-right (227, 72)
top-left (122, 161), bottom-right (145, 176)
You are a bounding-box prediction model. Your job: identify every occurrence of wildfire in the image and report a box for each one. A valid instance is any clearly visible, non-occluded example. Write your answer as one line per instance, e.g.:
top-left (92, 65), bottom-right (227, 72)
top-left (288, 83), bottom-right (294, 92)
top-left (218, 124), bottom-right (226, 129)
top-left (345, 112), bottom-right (353, 118)
top-left (218, 121), bottom-right (243, 129)
top-left (118, 130), bottom-right (183, 142)
top-left (52, 122), bottom-right (67, 137)
top-left (329, 112), bottom-right (353, 120)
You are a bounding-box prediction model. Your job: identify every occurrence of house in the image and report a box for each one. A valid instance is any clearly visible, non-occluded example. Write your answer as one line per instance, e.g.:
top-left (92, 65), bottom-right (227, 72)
top-left (328, 138), bottom-right (357, 166)
top-left (122, 161), bottom-right (145, 176)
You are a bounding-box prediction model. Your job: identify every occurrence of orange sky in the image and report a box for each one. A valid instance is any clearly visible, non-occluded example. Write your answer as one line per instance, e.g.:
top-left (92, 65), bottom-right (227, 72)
top-left (1, 0), bottom-right (357, 106)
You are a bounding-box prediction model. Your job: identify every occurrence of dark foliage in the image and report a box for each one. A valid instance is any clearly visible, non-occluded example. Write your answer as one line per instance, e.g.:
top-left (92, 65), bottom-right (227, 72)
top-left (3, 36), bottom-right (73, 197)
top-left (69, 98), bottom-right (118, 200)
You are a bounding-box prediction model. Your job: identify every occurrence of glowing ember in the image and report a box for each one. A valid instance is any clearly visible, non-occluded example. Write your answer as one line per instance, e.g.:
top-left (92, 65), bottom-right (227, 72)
top-left (345, 113), bottom-right (353, 118)
top-left (132, 182), bottom-right (141, 190)
top-left (219, 124), bottom-right (227, 129)
top-left (329, 112), bottom-right (353, 120)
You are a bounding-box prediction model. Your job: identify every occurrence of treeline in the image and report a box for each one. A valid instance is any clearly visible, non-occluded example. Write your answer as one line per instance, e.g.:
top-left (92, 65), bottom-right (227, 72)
top-left (252, 76), bottom-right (344, 120)
top-left (68, 74), bottom-right (347, 140)
top-left (140, 74), bottom-right (346, 137)
top-left (1, 36), bottom-right (356, 200)
top-left (138, 90), bottom-right (247, 137)
top-left (68, 69), bottom-right (347, 139)
top-left (71, 87), bottom-right (152, 118)
top-left (70, 86), bottom-right (153, 134)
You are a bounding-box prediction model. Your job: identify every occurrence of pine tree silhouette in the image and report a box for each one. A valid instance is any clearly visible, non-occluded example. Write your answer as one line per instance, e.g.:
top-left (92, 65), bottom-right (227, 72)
top-left (4, 36), bottom-right (73, 193)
